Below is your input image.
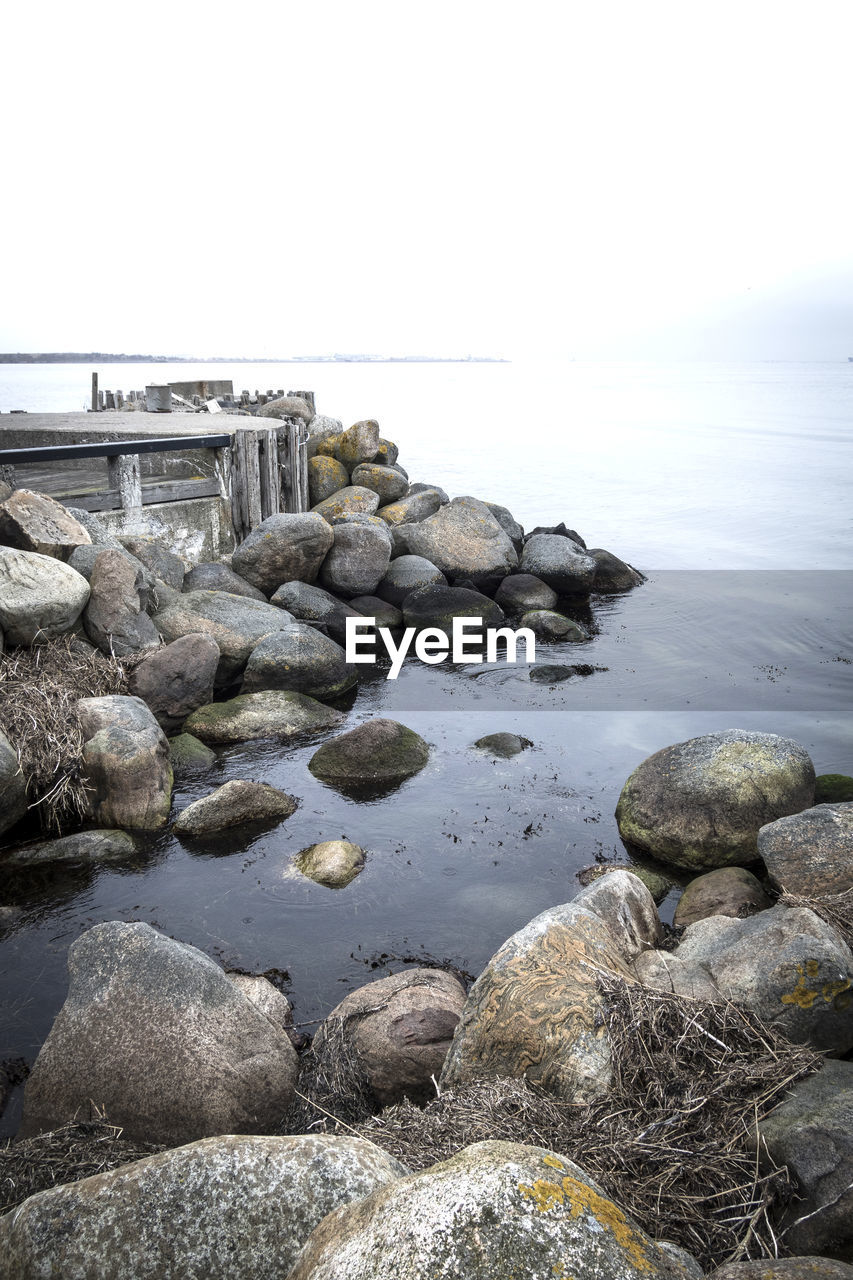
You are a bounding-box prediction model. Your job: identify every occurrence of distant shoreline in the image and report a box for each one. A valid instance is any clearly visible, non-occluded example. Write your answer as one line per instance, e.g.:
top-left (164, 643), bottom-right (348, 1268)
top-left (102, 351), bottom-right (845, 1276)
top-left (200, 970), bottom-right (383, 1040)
top-left (0, 354), bottom-right (509, 365)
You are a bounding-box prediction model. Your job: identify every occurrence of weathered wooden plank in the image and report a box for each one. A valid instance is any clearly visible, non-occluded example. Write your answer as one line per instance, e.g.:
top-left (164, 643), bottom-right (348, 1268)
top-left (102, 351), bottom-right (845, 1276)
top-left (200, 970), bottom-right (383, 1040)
top-left (230, 427), bottom-right (264, 540)
top-left (257, 427), bottom-right (281, 520)
top-left (54, 478), bottom-right (223, 512)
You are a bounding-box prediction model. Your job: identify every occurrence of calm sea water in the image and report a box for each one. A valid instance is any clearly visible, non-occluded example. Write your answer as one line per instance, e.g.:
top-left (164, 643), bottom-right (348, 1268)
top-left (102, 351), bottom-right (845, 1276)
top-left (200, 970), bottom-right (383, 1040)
top-left (0, 360), bottom-right (851, 1136)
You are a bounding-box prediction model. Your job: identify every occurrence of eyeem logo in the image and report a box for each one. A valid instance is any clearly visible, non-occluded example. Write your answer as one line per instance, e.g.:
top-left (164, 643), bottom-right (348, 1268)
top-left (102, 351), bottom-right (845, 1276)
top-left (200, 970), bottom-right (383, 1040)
top-left (346, 616), bottom-right (536, 680)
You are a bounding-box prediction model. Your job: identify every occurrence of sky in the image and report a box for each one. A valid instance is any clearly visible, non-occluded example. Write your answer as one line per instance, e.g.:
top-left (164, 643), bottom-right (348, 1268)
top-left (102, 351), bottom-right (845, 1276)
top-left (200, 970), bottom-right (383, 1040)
top-left (3, 1), bottom-right (853, 360)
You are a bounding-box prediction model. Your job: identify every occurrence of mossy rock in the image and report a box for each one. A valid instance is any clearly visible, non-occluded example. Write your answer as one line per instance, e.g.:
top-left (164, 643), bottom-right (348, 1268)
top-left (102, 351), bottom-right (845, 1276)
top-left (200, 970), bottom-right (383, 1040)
top-left (815, 773), bottom-right (853, 803)
top-left (168, 733), bottom-right (216, 773)
top-left (308, 719), bottom-right (429, 791)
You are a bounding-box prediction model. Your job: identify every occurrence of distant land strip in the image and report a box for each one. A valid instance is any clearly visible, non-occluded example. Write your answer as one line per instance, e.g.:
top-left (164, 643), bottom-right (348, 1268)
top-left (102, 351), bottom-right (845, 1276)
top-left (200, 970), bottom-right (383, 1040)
top-left (0, 353), bottom-right (509, 365)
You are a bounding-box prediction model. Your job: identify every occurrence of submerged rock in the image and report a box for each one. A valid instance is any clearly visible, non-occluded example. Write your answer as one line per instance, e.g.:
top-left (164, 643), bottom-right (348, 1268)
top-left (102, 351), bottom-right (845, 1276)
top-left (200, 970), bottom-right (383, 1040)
top-left (293, 840), bottom-right (366, 888)
top-left (184, 690), bottom-right (343, 745)
top-left (308, 719), bottom-right (429, 791)
top-left (472, 732), bottom-right (533, 758)
top-left (174, 780), bottom-right (298, 836)
top-left (1, 829), bottom-right (138, 869)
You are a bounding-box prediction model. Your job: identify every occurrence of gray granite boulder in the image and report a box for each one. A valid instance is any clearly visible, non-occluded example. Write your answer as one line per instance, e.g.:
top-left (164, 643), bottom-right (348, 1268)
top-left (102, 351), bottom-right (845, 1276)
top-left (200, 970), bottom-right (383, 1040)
top-left (83, 548), bottom-right (161, 656)
top-left (348, 595), bottom-right (403, 630)
top-left (401, 496), bottom-right (518, 588)
top-left (129, 632), bottom-right (220, 732)
top-left (673, 866), bottom-right (772, 929)
top-left (484, 500), bottom-right (524, 551)
top-left (152, 589), bottom-right (296, 687)
top-left (120, 535), bottom-right (185, 589)
top-left (0, 488), bottom-right (91, 559)
top-left (2, 829), bottom-right (137, 869)
top-left (318, 521), bottom-right (392, 598)
top-left (494, 572), bottom-right (558, 614)
top-left (270, 580), bottom-right (364, 645)
top-left (294, 840), bottom-right (366, 888)
top-left (309, 719), bottom-right (429, 791)
top-left (401, 584), bottom-right (505, 633)
top-left (256, 393), bottom-right (314, 421)
top-left (350, 463), bottom-right (409, 504)
top-left (589, 547), bottom-right (646, 592)
top-left (0, 728), bottom-right (28, 837)
top-left (184, 690), bottom-right (343, 745)
top-left (375, 554), bottom-right (448, 606)
top-left (78, 695), bottom-right (172, 830)
top-left (69, 542), bottom-right (156, 605)
top-left (758, 802), bottom-right (853, 896)
top-left (241, 624), bottom-right (357, 700)
top-left (375, 488), bottom-right (444, 527)
top-left (0, 1134), bottom-right (405, 1280)
top-left (173, 780), bottom-right (297, 836)
top-left (616, 730), bottom-right (816, 871)
top-left (19, 921), bottom-right (299, 1145)
top-left (182, 560), bottom-right (267, 600)
top-left (308, 454), bottom-right (350, 506)
top-left (634, 950), bottom-right (724, 1001)
top-left (0, 546), bottom-right (90, 644)
top-left (312, 486), bottom-right (381, 523)
top-left (520, 608), bottom-right (589, 642)
top-left (231, 513), bottom-right (334, 593)
top-left (521, 533), bottom-right (597, 594)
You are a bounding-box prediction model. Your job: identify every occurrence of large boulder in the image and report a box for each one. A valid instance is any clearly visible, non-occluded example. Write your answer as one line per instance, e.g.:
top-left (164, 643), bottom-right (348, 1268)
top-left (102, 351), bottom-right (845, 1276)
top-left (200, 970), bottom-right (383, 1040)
top-left (2, 829), bottom-right (138, 869)
top-left (588, 548), bottom-right (646, 592)
top-left (287, 1140), bottom-right (694, 1280)
top-left (308, 454), bottom-right (350, 506)
top-left (758, 803), bottom-right (853, 896)
top-left (312, 486), bottom-right (381, 522)
top-left (184, 690), bottom-right (343, 745)
top-left (757, 1060), bottom-right (853, 1255)
top-left (348, 595), bottom-right (403, 630)
top-left (231, 513), bottom-right (334, 593)
top-left (350, 462), bottom-right (409, 504)
top-left (182, 560), bottom-right (267, 601)
top-left (0, 488), bottom-right (91, 559)
top-left (241, 624), bottom-right (357, 701)
top-left (0, 1134), bottom-right (405, 1280)
top-left (401, 496), bottom-right (518, 588)
top-left (401, 584), bottom-right (505, 633)
top-left (19, 921), bottom-right (299, 1145)
top-left (309, 718), bottom-right (429, 792)
top-left (0, 727), bottom-right (28, 837)
top-left (294, 840), bottom-right (366, 888)
top-left (520, 608), bottom-right (589, 642)
top-left (375, 488), bottom-right (444, 527)
top-left (256, 393), bottom-right (314, 421)
top-left (270, 580), bottom-right (364, 645)
top-left (173, 779), bottom-right (297, 836)
top-left (484, 500), bottom-right (524, 552)
top-left (0, 546), bottom-right (90, 644)
top-left (119, 535), bottom-right (185, 590)
top-left (336, 419), bottom-right (380, 468)
top-left (83, 548), bottom-right (161, 656)
top-left (129, 632), bottom-right (220, 733)
top-left (313, 969), bottom-right (467, 1106)
top-left (615, 730), bottom-right (816, 871)
top-left (78, 695), bottom-right (172, 830)
top-left (520, 533), bottom-right (596, 595)
top-left (494, 572), bottom-right (558, 614)
top-left (673, 866), bottom-right (772, 929)
top-left (672, 905), bottom-right (853, 1053)
top-left (152, 589), bottom-right (297, 687)
top-left (318, 522), bottom-right (392, 598)
top-left (375, 554), bottom-right (447, 606)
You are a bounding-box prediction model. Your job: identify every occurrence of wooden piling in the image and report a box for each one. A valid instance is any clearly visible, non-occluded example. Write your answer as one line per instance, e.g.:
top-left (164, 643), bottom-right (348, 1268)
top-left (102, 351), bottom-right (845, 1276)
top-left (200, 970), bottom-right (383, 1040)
top-left (91, 372), bottom-right (99, 413)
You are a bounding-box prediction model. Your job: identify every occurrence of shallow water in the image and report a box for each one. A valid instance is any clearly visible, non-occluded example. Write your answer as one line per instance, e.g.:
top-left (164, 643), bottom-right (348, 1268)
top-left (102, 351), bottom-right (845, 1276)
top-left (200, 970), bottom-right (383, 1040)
top-left (1, 361), bottom-right (851, 1137)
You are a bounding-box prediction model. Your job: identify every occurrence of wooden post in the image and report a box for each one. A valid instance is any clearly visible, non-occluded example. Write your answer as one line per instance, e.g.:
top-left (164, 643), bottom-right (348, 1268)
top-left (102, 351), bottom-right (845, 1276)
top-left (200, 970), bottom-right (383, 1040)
top-left (115, 390), bottom-right (124, 409)
top-left (107, 453), bottom-right (142, 512)
top-left (258, 427), bottom-right (281, 519)
top-left (91, 372), bottom-right (99, 412)
top-left (280, 420), bottom-right (309, 513)
top-left (230, 427), bottom-right (263, 542)
top-left (98, 391), bottom-right (105, 410)
top-left (105, 390), bottom-right (115, 410)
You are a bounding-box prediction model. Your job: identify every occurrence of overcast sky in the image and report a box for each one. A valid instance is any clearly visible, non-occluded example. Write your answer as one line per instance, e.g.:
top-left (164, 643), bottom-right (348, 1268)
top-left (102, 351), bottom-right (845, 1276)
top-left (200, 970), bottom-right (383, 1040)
top-left (4, 1), bottom-right (853, 360)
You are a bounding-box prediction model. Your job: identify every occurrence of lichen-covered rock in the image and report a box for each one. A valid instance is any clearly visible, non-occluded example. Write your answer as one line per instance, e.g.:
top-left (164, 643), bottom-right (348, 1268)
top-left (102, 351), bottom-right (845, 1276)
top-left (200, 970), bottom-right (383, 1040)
top-left (673, 905), bottom-right (853, 1053)
top-left (350, 462), bottom-right (409, 504)
top-left (173, 779), bottom-right (297, 836)
top-left (78, 695), bottom-right (172, 830)
top-left (758, 803), bottom-right (853, 896)
top-left (375, 554), bottom-right (448, 606)
top-left (473, 732), bottom-right (533, 758)
top-left (314, 969), bottom-right (466, 1106)
top-left (293, 840), bottom-right (366, 888)
top-left (0, 727), bottom-right (27, 838)
top-left (318, 522), bottom-right (392, 598)
top-left (401, 496), bottom-right (518, 588)
top-left (336, 419), bottom-right (380, 468)
top-left (256, 393), bottom-right (314, 422)
top-left (184, 690), bottom-right (343, 745)
top-left (312, 486), bottom-right (381, 522)
top-left (374, 437), bottom-right (399, 467)
top-left (2, 829), bottom-right (137, 869)
top-left (615, 730), bottom-right (816, 871)
top-left (287, 1140), bottom-right (694, 1280)
top-left (0, 546), bottom-right (90, 644)
top-left (0, 1134), bottom-right (404, 1280)
top-left (83, 548), bottom-right (161, 656)
top-left (521, 533), bottom-right (597, 594)
top-left (270, 580), bottom-right (364, 645)
top-left (588, 548), bottom-right (646, 592)
top-left (494, 572), bottom-right (558, 614)
top-left (19, 921), bottom-right (299, 1145)
top-left (231, 513), bottom-right (334, 593)
top-left (375, 488), bottom-right (444, 527)
top-left (168, 732), bottom-right (216, 773)
top-left (152, 589), bottom-right (296, 687)
top-left (241, 623), bottom-right (357, 701)
top-left (520, 609), bottom-right (589, 642)
top-left (0, 488), bottom-right (91, 559)
top-left (308, 454), bottom-right (350, 506)
top-left (308, 719), bottom-right (429, 792)
top-left (401, 584), bottom-right (505, 633)
top-left (129, 632), bottom-right (220, 732)
top-left (673, 866), bottom-right (772, 929)
top-left (182, 560), bottom-right (268, 601)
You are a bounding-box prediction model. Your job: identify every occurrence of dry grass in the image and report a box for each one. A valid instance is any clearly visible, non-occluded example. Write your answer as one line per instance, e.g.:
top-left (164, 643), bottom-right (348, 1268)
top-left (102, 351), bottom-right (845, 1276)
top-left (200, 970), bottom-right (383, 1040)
top-left (0, 635), bottom-right (137, 833)
top-left (779, 887), bottom-right (853, 953)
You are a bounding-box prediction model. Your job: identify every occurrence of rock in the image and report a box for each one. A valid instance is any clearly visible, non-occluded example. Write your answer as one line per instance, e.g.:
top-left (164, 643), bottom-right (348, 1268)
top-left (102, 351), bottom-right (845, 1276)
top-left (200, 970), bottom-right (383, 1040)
top-left (119, 536), bottom-right (185, 589)
top-left (0, 546), bottom-right (90, 644)
top-left (350, 463), bottom-right (409, 504)
top-left (227, 973), bottom-right (293, 1031)
top-left (589, 547), bottom-right (646, 592)
top-left (308, 413), bottom-right (344, 436)
top-left (673, 866), bottom-right (772, 928)
top-left (173, 779), bottom-right (297, 836)
top-left (270, 580), bottom-right (364, 645)
top-left (348, 595), bottom-right (403, 630)
top-left (401, 496), bottom-right (518, 588)
top-left (815, 773), bottom-right (853, 803)
top-left (256, 393), bottom-right (314, 421)
top-left (0, 1133), bottom-right (405, 1280)
top-left (521, 533), bottom-right (597, 595)
top-left (757, 1060), bottom-right (853, 1255)
top-left (759, 803), bottom-right (853, 896)
top-left (78, 695), bottom-right (172, 830)
top-left (312, 486), bottom-right (381, 522)
top-left (168, 732), bottom-right (216, 773)
top-left (184, 690), bottom-right (343, 745)
top-left (576, 862), bottom-right (676, 904)
top-left (152, 589), bottom-right (297, 687)
top-left (494, 572), bottom-right (558, 614)
top-left (308, 454), bottom-right (351, 505)
top-left (336, 419), bottom-right (380, 468)
top-left (241, 624), bottom-right (357, 701)
top-left (484, 500), bottom-right (524, 551)
top-left (19, 921), bottom-right (299, 1145)
top-left (314, 968), bottom-right (466, 1106)
top-left (1, 829), bottom-right (138, 869)
top-left (375, 554), bottom-right (448, 606)
top-left (307, 429), bottom-right (342, 461)
top-left (287, 1139), bottom-right (692, 1280)
top-left (709, 1261), bottom-right (853, 1278)
top-left (294, 840), bottom-right (366, 888)
top-left (83, 548), bottom-right (161, 656)
top-left (0, 488), bottom-right (91, 559)
top-left (0, 728), bottom-right (27, 838)
top-left (375, 488), bottom-right (444, 527)
top-left (529, 663), bottom-right (574, 683)
top-left (473, 732), bottom-right (533, 758)
top-left (129, 632), bottom-right (220, 732)
top-left (673, 905), bottom-right (853, 1053)
top-left (64, 508), bottom-right (123, 548)
top-left (520, 608), bottom-right (590, 642)
top-left (231, 513), bottom-right (334, 593)
top-left (318, 522), bottom-right (392, 598)
top-left (182, 560), bottom-right (268, 601)
top-left (615, 730), bottom-right (816, 871)
top-left (69, 542), bottom-right (156, 605)
top-left (401, 584), bottom-right (505, 633)
top-left (407, 480), bottom-right (448, 503)
top-left (525, 522), bottom-right (588, 547)
top-left (633, 950), bottom-right (724, 1001)
top-left (440, 900), bottom-right (635, 1101)
top-left (572, 869), bottom-right (663, 961)
top-left (374, 437), bottom-right (399, 467)
top-left (309, 719), bottom-right (429, 791)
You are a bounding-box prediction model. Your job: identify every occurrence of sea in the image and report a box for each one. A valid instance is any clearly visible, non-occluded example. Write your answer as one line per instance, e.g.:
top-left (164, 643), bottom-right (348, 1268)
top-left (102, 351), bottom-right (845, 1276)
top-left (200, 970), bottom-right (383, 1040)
top-left (0, 358), bottom-right (851, 1136)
